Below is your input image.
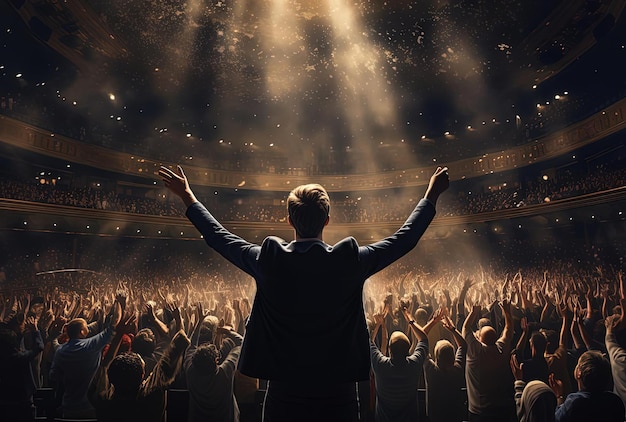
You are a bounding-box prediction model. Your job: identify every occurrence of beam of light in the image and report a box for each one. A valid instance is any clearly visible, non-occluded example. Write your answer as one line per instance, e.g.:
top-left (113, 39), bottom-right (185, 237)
top-left (326, 0), bottom-right (397, 126)
top-left (264, 0), bottom-right (307, 98)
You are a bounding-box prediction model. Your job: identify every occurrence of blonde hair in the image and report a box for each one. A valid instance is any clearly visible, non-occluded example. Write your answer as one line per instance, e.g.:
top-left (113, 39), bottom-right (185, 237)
top-left (287, 184), bottom-right (330, 238)
top-left (434, 340), bottom-right (455, 368)
top-left (66, 318), bottom-right (88, 339)
top-left (388, 331), bottom-right (411, 357)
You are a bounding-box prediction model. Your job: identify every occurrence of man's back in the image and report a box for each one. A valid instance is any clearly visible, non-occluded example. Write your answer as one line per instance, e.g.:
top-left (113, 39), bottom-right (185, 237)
top-left (555, 390), bottom-right (625, 422)
top-left (465, 339), bottom-right (514, 413)
top-left (242, 236), bottom-right (370, 382)
top-left (51, 328), bottom-right (112, 416)
top-left (370, 340), bottom-right (428, 422)
top-left (186, 332), bottom-right (242, 422)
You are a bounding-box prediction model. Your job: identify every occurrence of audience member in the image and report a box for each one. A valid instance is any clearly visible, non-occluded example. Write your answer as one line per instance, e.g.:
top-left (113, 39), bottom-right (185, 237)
top-left (185, 302), bottom-right (243, 422)
top-left (369, 305), bottom-right (429, 422)
top-left (0, 315), bottom-right (44, 422)
top-left (463, 301), bottom-right (516, 421)
top-left (423, 312), bottom-right (468, 422)
top-left (88, 311), bottom-right (190, 422)
top-left (550, 351), bottom-right (625, 422)
top-left (49, 301), bottom-right (121, 418)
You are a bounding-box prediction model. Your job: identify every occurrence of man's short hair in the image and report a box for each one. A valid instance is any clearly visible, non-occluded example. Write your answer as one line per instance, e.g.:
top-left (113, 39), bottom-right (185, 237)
top-left (575, 351), bottom-right (612, 392)
top-left (108, 352), bottom-right (145, 393)
top-left (434, 339), bottom-right (455, 368)
top-left (414, 308), bottom-right (428, 326)
top-left (287, 184), bottom-right (330, 238)
top-left (388, 331), bottom-right (411, 357)
top-left (479, 326), bottom-right (498, 346)
top-left (198, 315), bottom-right (220, 345)
top-left (477, 317), bottom-right (492, 330)
top-left (66, 318), bottom-right (87, 339)
top-left (192, 343), bottom-right (220, 376)
top-left (132, 328), bottom-right (156, 356)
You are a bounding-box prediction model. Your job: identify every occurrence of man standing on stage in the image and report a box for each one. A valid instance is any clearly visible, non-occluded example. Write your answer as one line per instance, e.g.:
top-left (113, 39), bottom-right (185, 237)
top-left (160, 164), bottom-right (449, 422)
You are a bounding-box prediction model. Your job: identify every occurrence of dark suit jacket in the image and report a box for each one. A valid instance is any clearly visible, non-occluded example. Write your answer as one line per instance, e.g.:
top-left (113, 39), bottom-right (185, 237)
top-left (186, 198), bottom-right (435, 383)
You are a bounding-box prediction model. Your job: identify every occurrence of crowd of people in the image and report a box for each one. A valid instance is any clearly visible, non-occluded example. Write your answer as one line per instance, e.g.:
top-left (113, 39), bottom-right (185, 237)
top-left (1, 157), bottom-right (624, 224)
top-left (0, 163), bottom-right (624, 421)
top-left (1, 247), bottom-right (625, 421)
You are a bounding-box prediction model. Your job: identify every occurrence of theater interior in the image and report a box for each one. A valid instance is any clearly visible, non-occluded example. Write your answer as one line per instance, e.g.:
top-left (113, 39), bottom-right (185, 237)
top-left (0, 0), bottom-right (624, 303)
top-left (1, 1), bottom-right (626, 421)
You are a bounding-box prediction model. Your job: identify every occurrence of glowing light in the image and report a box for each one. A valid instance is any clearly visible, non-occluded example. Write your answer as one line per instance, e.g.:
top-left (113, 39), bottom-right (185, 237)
top-left (542, 175), bottom-right (548, 180)
top-left (15, 73), bottom-right (22, 78)
top-left (109, 93), bottom-right (116, 101)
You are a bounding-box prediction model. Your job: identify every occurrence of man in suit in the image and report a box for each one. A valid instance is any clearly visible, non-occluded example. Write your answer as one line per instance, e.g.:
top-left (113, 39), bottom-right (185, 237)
top-left (160, 164), bottom-right (449, 422)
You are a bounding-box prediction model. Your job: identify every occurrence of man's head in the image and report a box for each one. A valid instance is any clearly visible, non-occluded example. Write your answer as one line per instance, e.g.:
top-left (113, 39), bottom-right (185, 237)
top-left (66, 318), bottom-right (89, 340)
top-left (198, 315), bottom-right (220, 345)
top-left (388, 331), bottom-right (411, 358)
top-left (479, 326), bottom-right (498, 346)
top-left (434, 339), bottom-right (455, 368)
top-left (414, 308), bottom-right (428, 326)
top-left (574, 351), bottom-right (612, 393)
top-left (477, 317), bottom-right (493, 331)
top-left (191, 343), bottom-right (220, 376)
top-left (108, 352), bottom-right (145, 395)
top-left (287, 184), bottom-right (330, 239)
top-left (132, 328), bottom-right (156, 356)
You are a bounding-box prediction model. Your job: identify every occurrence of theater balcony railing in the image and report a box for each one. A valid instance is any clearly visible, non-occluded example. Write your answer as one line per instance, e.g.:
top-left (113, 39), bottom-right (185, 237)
top-left (1, 97), bottom-right (625, 192)
top-left (1, 186), bottom-right (624, 243)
